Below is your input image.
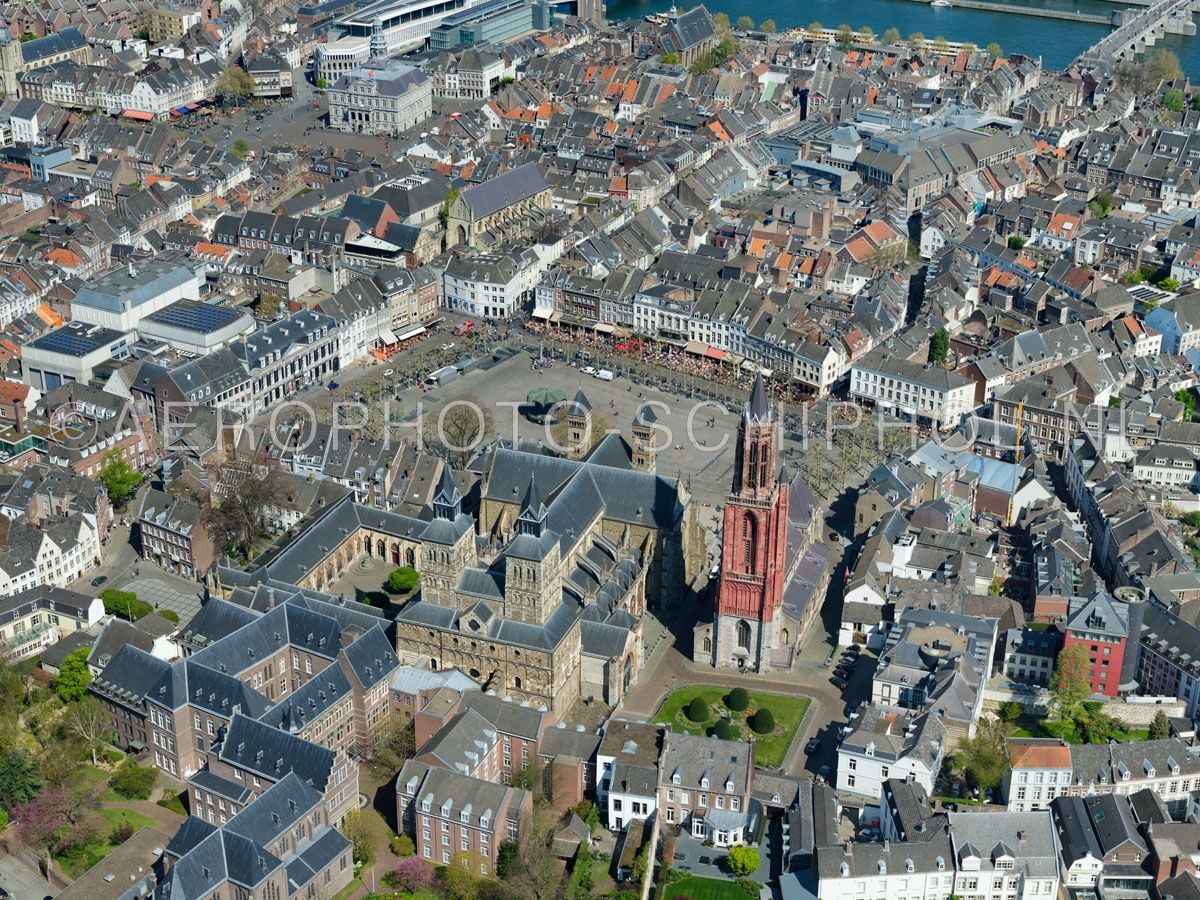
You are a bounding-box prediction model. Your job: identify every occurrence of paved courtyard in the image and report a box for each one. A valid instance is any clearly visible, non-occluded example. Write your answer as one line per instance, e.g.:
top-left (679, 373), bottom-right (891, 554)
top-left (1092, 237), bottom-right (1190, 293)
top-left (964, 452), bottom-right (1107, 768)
top-left (0, 849), bottom-right (56, 898)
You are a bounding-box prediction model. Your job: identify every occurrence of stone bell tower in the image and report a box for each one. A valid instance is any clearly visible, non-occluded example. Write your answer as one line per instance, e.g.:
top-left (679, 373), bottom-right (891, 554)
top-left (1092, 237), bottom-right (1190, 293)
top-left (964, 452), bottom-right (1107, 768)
top-left (503, 473), bottom-right (561, 625)
top-left (419, 466), bottom-right (475, 607)
top-left (631, 401), bottom-right (658, 473)
top-left (713, 375), bottom-right (790, 672)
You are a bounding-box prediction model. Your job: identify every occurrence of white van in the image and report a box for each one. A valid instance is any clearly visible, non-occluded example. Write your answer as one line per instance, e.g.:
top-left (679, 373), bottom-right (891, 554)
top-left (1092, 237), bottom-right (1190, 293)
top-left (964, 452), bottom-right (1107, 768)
top-left (594, 369), bottom-right (615, 381)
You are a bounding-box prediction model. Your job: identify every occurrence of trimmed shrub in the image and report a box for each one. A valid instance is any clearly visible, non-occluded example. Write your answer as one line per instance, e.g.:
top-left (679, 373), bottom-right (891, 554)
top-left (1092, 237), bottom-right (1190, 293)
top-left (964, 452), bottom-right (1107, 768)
top-left (724, 687), bottom-right (749, 712)
top-left (750, 708), bottom-right (775, 734)
top-left (110, 760), bottom-right (158, 800)
top-left (686, 697), bottom-right (710, 722)
top-left (710, 719), bottom-right (733, 740)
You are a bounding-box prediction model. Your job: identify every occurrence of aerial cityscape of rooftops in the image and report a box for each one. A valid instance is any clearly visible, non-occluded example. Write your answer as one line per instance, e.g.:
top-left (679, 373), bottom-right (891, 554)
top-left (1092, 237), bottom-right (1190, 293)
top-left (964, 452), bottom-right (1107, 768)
top-left (13, 0), bottom-right (1200, 898)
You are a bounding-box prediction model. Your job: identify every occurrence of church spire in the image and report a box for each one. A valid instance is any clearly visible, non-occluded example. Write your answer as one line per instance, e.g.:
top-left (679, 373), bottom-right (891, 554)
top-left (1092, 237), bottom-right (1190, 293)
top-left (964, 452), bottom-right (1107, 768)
top-left (432, 466), bottom-right (462, 520)
top-left (516, 472), bottom-right (547, 537)
top-left (746, 373), bottom-right (771, 423)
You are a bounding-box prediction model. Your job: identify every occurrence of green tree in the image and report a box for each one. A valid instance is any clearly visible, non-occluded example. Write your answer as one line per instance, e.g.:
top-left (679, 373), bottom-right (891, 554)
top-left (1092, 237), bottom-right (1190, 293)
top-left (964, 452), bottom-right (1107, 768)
top-left (1050, 643), bottom-right (1094, 732)
top-left (200, 465), bottom-right (284, 559)
top-left (686, 696), bottom-right (710, 722)
top-left (662, 52), bottom-right (678, 64)
top-left (110, 760), bottom-right (158, 800)
top-left (1150, 709), bottom-right (1171, 740)
top-left (750, 708), bottom-right (775, 734)
top-left (1161, 277), bottom-right (1180, 292)
top-left (930, 328), bottom-right (949, 366)
top-left (712, 12), bottom-right (732, 37)
top-left (908, 32), bottom-right (925, 45)
top-left (569, 841), bottom-right (595, 898)
top-left (933, 35), bottom-right (949, 52)
top-left (859, 25), bottom-right (875, 43)
top-left (807, 21), bottom-right (823, 32)
top-left (99, 589), bottom-right (152, 621)
top-left (1176, 388), bottom-right (1197, 421)
top-left (1007, 235), bottom-right (1026, 250)
top-left (959, 718), bottom-right (1010, 792)
top-left (760, 19), bottom-right (776, 34)
top-left (316, 77), bottom-right (329, 89)
top-left (884, 27), bottom-right (901, 44)
top-left (572, 800), bottom-right (600, 832)
top-left (835, 24), bottom-right (854, 50)
top-left (986, 41), bottom-right (1003, 57)
top-left (217, 64), bottom-right (254, 105)
top-left (231, 138), bottom-right (251, 160)
top-left (724, 687), bottom-right (749, 711)
top-left (998, 700), bottom-right (1023, 724)
top-left (711, 719), bottom-right (733, 739)
top-left (1108, 395), bottom-right (1122, 409)
top-left (365, 714), bottom-right (415, 777)
top-left (386, 566), bottom-right (419, 593)
top-left (497, 839), bottom-right (520, 878)
top-left (55, 647), bottom-right (93, 703)
top-left (1087, 191), bottom-right (1114, 219)
top-left (439, 187), bottom-right (461, 228)
top-left (341, 809), bottom-right (375, 867)
top-left (65, 699), bottom-right (111, 767)
top-left (736, 15), bottom-right (754, 31)
top-left (98, 450), bottom-right (142, 506)
top-left (1163, 89), bottom-right (1186, 112)
top-left (727, 846), bottom-right (760, 877)
top-left (0, 750), bottom-right (43, 809)
top-left (1146, 48), bottom-right (1183, 84)
top-left (391, 833), bottom-right (416, 856)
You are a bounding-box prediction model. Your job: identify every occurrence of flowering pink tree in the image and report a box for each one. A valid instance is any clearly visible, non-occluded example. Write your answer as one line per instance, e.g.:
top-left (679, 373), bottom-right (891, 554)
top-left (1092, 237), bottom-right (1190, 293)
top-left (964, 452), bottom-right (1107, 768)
top-left (392, 855), bottom-right (437, 892)
top-left (12, 787), bottom-right (71, 878)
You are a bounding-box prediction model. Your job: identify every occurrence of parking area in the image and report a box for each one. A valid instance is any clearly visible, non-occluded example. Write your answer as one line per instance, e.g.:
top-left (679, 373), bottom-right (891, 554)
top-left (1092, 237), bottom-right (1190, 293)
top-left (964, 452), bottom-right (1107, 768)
top-left (796, 646), bottom-right (878, 782)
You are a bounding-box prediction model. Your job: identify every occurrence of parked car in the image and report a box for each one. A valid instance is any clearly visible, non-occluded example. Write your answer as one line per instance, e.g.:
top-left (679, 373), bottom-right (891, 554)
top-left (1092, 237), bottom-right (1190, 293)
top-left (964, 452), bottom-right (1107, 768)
top-left (830, 676), bottom-right (848, 689)
top-left (805, 737), bottom-right (820, 754)
top-left (582, 366), bottom-right (597, 375)
top-left (816, 764), bottom-right (830, 784)
top-left (594, 369), bottom-right (615, 381)
top-left (90, 575), bottom-right (107, 587)
top-left (328, 381), bottom-right (339, 390)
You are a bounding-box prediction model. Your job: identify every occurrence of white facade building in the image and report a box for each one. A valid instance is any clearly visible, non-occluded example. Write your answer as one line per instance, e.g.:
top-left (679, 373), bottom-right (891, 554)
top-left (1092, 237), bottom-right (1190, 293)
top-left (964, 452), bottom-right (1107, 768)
top-left (849, 352), bottom-right (976, 429)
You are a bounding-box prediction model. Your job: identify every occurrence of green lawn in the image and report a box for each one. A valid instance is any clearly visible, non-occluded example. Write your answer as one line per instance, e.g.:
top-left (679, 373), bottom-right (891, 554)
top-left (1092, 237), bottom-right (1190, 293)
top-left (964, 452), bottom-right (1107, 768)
top-left (1008, 714), bottom-right (1148, 744)
top-left (55, 807), bottom-right (159, 878)
top-left (654, 686), bottom-right (810, 768)
top-left (665, 875), bottom-right (755, 900)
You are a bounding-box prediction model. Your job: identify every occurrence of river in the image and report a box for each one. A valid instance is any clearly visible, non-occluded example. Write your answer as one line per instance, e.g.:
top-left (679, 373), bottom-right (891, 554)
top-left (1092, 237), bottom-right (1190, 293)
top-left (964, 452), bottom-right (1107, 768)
top-left (603, 0), bottom-right (1200, 75)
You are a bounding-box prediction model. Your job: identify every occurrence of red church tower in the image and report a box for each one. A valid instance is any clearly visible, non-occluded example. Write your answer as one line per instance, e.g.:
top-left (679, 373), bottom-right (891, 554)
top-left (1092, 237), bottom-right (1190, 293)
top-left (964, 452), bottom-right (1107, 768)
top-left (714, 375), bottom-right (790, 671)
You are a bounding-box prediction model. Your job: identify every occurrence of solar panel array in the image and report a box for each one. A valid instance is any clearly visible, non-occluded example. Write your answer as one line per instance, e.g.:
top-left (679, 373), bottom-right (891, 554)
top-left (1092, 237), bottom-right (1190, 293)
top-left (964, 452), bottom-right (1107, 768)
top-left (32, 330), bottom-right (104, 356)
top-left (147, 303), bottom-right (240, 333)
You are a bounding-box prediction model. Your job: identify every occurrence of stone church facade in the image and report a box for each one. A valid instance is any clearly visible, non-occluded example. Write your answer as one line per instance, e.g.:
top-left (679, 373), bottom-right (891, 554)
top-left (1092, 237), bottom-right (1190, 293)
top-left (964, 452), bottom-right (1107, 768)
top-left (217, 399), bottom-right (704, 717)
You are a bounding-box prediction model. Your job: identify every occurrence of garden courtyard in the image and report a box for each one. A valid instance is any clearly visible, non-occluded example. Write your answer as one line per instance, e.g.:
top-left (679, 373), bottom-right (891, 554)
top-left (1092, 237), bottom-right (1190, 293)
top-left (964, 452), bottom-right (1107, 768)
top-left (653, 686), bottom-right (809, 769)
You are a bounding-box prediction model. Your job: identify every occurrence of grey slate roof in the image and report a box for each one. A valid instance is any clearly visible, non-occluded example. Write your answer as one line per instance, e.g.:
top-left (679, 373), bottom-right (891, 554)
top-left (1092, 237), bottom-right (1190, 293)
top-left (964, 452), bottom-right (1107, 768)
top-left (461, 162), bottom-right (549, 220)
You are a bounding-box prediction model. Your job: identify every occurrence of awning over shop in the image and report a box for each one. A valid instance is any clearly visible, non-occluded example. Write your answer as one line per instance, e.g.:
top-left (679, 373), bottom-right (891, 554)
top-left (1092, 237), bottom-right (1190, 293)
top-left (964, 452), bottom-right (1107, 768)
top-left (704, 346), bottom-right (726, 361)
top-left (169, 109), bottom-right (181, 118)
top-left (175, 106), bottom-right (191, 114)
top-left (378, 329), bottom-right (399, 345)
top-left (396, 325), bottom-right (426, 341)
top-left (612, 326), bottom-right (632, 339)
top-left (549, 311), bottom-right (562, 323)
top-left (685, 340), bottom-right (706, 356)
top-left (121, 109), bottom-right (154, 122)
top-left (532, 309), bottom-right (551, 320)
top-left (594, 323), bottom-right (615, 334)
